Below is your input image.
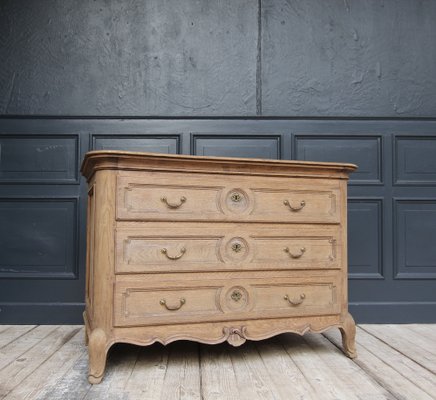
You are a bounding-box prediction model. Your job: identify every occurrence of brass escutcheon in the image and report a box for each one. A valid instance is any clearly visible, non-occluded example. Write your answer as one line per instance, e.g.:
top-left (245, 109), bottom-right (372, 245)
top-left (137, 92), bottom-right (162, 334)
top-left (231, 290), bottom-right (243, 302)
top-left (230, 193), bottom-right (242, 202)
top-left (231, 242), bottom-right (243, 253)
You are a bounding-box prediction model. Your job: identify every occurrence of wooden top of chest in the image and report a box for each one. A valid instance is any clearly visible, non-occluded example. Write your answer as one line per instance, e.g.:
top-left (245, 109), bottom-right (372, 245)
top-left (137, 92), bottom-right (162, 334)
top-left (81, 150), bottom-right (357, 181)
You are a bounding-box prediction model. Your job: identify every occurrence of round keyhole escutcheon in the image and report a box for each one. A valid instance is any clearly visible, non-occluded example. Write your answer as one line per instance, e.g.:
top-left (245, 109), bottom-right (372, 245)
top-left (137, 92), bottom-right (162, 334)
top-left (231, 242), bottom-right (243, 253)
top-left (231, 193), bottom-right (242, 202)
top-left (231, 290), bottom-right (243, 302)
top-left (224, 237), bottom-right (249, 262)
top-left (225, 189), bottom-right (249, 213)
top-left (223, 286), bottom-right (249, 311)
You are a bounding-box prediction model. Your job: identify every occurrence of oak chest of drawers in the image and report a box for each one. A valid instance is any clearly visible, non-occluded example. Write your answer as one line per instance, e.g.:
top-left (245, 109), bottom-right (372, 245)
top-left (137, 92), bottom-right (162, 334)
top-left (81, 150), bottom-right (357, 384)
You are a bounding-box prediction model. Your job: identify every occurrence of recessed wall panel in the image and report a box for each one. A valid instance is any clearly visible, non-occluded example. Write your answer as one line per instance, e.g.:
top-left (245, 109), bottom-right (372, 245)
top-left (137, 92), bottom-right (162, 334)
top-left (0, 198), bottom-right (78, 279)
top-left (92, 135), bottom-right (180, 154)
top-left (394, 200), bottom-right (436, 279)
top-left (193, 135), bottom-right (280, 159)
top-left (348, 199), bottom-right (383, 279)
top-left (394, 136), bottom-right (436, 185)
top-left (0, 135), bottom-right (78, 183)
top-left (294, 136), bottom-right (381, 184)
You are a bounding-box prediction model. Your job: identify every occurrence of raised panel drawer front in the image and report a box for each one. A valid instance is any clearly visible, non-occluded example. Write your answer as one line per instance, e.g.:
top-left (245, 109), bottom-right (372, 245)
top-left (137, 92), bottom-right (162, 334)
top-left (113, 273), bottom-right (341, 327)
top-left (116, 172), bottom-right (341, 223)
top-left (115, 224), bottom-right (342, 273)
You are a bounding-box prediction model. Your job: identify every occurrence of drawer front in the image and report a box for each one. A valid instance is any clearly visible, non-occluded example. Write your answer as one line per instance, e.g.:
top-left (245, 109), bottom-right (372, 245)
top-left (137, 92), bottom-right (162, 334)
top-left (113, 274), bottom-right (341, 327)
top-left (116, 172), bottom-right (341, 223)
top-left (115, 224), bottom-right (342, 273)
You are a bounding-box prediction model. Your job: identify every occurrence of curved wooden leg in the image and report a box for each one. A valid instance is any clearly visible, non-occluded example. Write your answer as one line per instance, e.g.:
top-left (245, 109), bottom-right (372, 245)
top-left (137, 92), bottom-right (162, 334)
top-left (88, 328), bottom-right (109, 384)
top-left (339, 312), bottom-right (357, 359)
top-left (83, 311), bottom-right (89, 346)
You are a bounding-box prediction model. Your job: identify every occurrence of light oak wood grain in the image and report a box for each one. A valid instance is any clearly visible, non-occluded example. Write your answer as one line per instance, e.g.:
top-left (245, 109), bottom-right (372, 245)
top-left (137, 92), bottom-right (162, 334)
top-left (116, 171), bottom-right (341, 224)
top-left (115, 223), bottom-right (341, 273)
top-left (81, 150), bottom-right (357, 383)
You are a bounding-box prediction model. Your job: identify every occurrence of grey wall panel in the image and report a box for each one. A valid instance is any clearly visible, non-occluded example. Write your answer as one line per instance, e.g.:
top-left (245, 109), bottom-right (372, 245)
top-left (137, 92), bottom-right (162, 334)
top-left (0, 198), bottom-right (78, 279)
top-left (92, 135), bottom-right (180, 154)
top-left (294, 135), bottom-right (382, 184)
top-left (261, 0), bottom-right (436, 117)
top-left (348, 199), bottom-right (383, 279)
top-left (394, 199), bottom-right (436, 279)
top-left (192, 135), bottom-right (280, 159)
top-left (0, 135), bottom-right (78, 183)
top-left (394, 136), bottom-right (436, 185)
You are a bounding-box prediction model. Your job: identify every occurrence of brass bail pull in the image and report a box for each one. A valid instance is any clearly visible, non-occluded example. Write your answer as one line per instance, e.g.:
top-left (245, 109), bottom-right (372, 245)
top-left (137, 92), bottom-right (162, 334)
top-left (160, 298), bottom-right (186, 311)
top-left (284, 247), bottom-right (306, 259)
top-left (161, 196), bottom-right (187, 209)
top-left (161, 247), bottom-right (186, 260)
top-left (284, 293), bottom-right (306, 306)
top-left (283, 199), bottom-right (306, 211)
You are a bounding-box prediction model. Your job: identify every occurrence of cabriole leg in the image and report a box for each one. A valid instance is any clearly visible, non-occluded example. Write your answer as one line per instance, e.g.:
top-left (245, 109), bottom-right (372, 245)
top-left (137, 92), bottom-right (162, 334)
top-left (88, 328), bottom-right (109, 384)
top-left (339, 312), bottom-right (357, 358)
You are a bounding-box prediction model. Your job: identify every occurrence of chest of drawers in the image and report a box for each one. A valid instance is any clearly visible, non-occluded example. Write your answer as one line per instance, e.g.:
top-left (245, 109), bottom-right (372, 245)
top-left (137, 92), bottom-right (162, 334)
top-left (81, 150), bottom-right (357, 384)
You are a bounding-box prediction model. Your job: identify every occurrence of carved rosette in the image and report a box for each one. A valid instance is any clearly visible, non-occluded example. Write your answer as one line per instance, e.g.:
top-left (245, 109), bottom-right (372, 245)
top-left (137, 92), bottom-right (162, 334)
top-left (223, 326), bottom-right (248, 347)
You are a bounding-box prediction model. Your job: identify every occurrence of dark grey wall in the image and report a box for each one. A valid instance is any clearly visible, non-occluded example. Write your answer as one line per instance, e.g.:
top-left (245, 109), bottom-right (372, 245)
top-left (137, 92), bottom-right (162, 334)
top-left (1, 0), bottom-right (436, 116)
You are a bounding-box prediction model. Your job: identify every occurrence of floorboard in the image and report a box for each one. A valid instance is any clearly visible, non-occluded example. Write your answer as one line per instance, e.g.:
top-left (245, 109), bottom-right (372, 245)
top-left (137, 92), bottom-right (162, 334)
top-left (0, 324), bottom-right (434, 400)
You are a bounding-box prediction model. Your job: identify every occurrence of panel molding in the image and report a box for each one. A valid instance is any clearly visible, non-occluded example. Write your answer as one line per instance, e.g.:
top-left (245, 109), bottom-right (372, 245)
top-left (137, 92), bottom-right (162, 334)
top-left (393, 135), bottom-right (436, 185)
top-left (393, 198), bottom-right (436, 279)
top-left (191, 134), bottom-right (282, 159)
top-left (91, 133), bottom-right (181, 154)
top-left (347, 198), bottom-right (384, 280)
top-left (0, 133), bottom-right (79, 184)
top-left (292, 134), bottom-right (383, 185)
top-left (0, 196), bottom-right (80, 279)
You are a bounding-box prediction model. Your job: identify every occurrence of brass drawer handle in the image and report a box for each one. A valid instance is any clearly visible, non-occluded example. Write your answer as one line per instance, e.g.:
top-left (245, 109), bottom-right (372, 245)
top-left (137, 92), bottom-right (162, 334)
top-left (284, 247), bottom-right (306, 259)
top-left (160, 298), bottom-right (186, 311)
top-left (284, 293), bottom-right (306, 306)
top-left (283, 200), bottom-right (306, 211)
top-left (161, 196), bottom-right (187, 209)
top-left (161, 247), bottom-right (186, 260)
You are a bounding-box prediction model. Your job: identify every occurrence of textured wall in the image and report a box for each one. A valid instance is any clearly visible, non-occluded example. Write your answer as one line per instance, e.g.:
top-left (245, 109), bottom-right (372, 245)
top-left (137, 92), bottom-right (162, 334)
top-left (0, 0), bottom-right (257, 115)
top-left (0, 0), bottom-right (435, 116)
top-left (261, 0), bottom-right (436, 116)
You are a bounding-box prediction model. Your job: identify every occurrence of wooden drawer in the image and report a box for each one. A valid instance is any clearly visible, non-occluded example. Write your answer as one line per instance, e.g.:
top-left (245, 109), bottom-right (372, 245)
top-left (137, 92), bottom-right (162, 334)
top-left (115, 224), bottom-right (342, 273)
top-left (113, 273), bottom-right (341, 327)
top-left (116, 172), bottom-right (340, 223)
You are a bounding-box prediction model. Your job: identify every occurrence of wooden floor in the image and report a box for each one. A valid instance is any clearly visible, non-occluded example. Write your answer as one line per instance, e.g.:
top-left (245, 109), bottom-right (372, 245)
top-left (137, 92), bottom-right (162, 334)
top-left (0, 324), bottom-right (435, 399)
